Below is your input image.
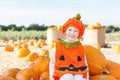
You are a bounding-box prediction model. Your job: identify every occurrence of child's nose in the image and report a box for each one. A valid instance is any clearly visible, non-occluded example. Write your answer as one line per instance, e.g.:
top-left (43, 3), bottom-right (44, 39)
top-left (71, 30), bottom-right (75, 34)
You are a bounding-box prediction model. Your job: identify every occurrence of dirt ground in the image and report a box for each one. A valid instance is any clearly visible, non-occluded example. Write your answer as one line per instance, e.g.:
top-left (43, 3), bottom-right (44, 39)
top-left (0, 45), bottom-right (120, 75)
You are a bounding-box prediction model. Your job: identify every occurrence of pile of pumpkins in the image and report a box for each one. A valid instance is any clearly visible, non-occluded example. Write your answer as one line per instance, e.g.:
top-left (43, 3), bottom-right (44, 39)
top-left (84, 45), bottom-right (120, 80)
top-left (1, 39), bottom-right (120, 80)
top-left (86, 22), bottom-right (102, 29)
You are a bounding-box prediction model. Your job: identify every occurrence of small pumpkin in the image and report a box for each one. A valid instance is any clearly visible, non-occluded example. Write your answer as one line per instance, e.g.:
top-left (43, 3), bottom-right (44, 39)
top-left (26, 52), bottom-right (39, 62)
top-left (17, 48), bottom-right (30, 58)
top-left (29, 40), bottom-right (34, 46)
top-left (16, 68), bottom-right (37, 80)
top-left (12, 43), bottom-right (18, 47)
top-left (83, 45), bottom-right (107, 76)
top-left (40, 49), bottom-right (49, 57)
top-left (33, 56), bottom-right (50, 78)
top-left (57, 25), bottom-right (62, 31)
top-left (35, 43), bottom-right (42, 48)
top-left (21, 43), bottom-right (28, 48)
top-left (3, 68), bottom-right (21, 79)
top-left (4, 45), bottom-right (14, 52)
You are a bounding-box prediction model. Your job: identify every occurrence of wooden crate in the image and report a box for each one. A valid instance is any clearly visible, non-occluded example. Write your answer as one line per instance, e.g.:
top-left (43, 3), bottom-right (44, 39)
top-left (46, 29), bottom-right (66, 44)
top-left (82, 28), bottom-right (106, 46)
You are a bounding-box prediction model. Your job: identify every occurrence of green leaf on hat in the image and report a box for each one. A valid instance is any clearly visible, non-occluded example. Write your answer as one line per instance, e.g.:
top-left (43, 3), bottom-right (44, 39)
top-left (76, 13), bottom-right (81, 20)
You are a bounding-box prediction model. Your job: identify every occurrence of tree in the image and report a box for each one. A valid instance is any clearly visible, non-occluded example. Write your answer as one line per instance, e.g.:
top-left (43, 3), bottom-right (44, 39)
top-left (27, 23), bottom-right (40, 30)
top-left (8, 24), bottom-right (17, 31)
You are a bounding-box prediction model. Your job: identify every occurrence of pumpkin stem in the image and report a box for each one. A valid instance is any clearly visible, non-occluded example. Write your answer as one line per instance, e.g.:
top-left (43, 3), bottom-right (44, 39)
top-left (75, 13), bottom-right (81, 20)
top-left (103, 68), bottom-right (110, 74)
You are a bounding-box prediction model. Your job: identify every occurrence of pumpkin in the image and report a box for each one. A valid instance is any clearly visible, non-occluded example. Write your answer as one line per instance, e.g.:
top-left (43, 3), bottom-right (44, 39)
top-left (17, 40), bottom-right (23, 46)
top-left (3, 68), bottom-right (21, 79)
top-left (40, 49), bottom-right (49, 57)
top-left (4, 45), bottom-right (14, 52)
top-left (87, 25), bottom-right (96, 29)
top-left (39, 71), bottom-right (49, 80)
top-left (105, 60), bottom-right (120, 79)
top-left (94, 22), bottom-right (102, 29)
top-left (41, 40), bottom-right (47, 46)
top-left (90, 74), bottom-right (117, 80)
top-left (17, 48), bottom-right (30, 58)
top-left (12, 43), bottom-right (18, 47)
top-left (16, 68), bottom-right (37, 80)
top-left (57, 25), bottom-right (62, 31)
top-left (83, 45), bottom-right (107, 75)
top-left (26, 52), bottom-right (39, 62)
top-left (35, 43), bottom-right (42, 48)
top-left (21, 43), bottom-right (28, 48)
top-left (33, 56), bottom-right (50, 78)
top-left (29, 40), bottom-right (34, 46)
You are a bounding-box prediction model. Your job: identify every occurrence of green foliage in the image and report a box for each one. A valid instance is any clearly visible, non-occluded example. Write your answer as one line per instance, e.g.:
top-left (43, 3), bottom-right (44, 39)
top-left (105, 25), bottom-right (120, 33)
top-left (0, 24), bottom-right (48, 31)
top-left (0, 30), bottom-right (46, 40)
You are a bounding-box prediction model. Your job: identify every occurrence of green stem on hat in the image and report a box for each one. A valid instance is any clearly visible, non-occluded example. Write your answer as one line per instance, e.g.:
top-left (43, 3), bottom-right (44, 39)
top-left (76, 13), bottom-right (81, 20)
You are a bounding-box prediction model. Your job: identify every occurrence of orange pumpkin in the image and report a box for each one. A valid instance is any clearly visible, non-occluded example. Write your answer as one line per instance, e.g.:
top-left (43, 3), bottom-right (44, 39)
top-left (17, 48), bottom-right (30, 58)
top-left (41, 40), bottom-right (47, 46)
top-left (12, 43), bottom-right (18, 47)
top-left (83, 45), bottom-right (107, 76)
top-left (4, 45), bottom-right (14, 52)
top-left (26, 52), bottom-right (39, 62)
top-left (90, 74), bottom-right (117, 80)
top-left (40, 49), bottom-right (49, 57)
top-left (3, 68), bottom-right (21, 79)
top-left (21, 43), bottom-right (28, 48)
top-left (16, 68), bottom-right (37, 80)
top-left (29, 40), bottom-right (34, 46)
top-left (35, 43), bottom-right (42, 48)
top-left (105, 60), bottom-right (120, 79)
top-left (33, 56), bottom-right (50, 78)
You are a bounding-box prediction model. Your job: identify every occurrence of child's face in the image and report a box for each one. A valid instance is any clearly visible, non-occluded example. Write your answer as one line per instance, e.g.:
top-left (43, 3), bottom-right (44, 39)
top-left (65, 26), bottom-right (79, 42)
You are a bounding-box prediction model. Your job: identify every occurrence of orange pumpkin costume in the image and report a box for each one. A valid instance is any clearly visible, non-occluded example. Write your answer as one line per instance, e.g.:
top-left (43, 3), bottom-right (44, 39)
top-left (49, 14), bottom-right (89, 80)
top-left (53, 40), bottom-right (88, 79)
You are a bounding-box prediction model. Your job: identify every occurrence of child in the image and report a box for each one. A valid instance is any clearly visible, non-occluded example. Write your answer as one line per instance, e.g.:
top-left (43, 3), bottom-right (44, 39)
top-left (49, 14), bottom-right (89, 80)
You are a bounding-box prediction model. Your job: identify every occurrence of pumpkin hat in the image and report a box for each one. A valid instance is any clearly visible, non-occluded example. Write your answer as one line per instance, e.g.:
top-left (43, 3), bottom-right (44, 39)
top-left (62, 13), bottom-right (85, 38)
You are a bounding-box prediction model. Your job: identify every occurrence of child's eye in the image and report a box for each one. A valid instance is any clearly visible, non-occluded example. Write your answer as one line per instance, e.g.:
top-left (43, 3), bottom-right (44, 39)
top-left (68, 29), bottom-right (72, 31)
top-left (74, 30), bottom-right (78, 32)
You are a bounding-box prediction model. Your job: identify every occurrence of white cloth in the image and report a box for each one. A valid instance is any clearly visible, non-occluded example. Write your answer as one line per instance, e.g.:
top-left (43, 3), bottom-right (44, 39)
top-left (60, 74), bottom-right (85, 80)
top-left (49, 48), bottom-right (56, 80)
